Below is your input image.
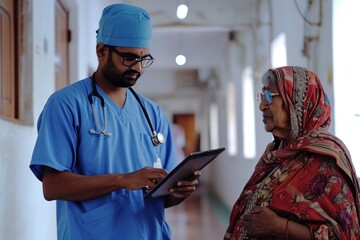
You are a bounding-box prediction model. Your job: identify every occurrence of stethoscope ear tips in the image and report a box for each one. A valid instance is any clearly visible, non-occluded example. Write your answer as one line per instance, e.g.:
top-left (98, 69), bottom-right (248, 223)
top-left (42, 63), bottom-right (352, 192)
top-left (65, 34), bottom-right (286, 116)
top-left (89, 129), bottom-right (112, 136)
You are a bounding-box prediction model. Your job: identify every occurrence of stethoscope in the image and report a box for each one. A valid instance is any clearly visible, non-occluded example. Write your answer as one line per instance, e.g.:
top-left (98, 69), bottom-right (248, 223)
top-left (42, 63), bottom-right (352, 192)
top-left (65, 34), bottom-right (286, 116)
top-left (88, 74), bottom-right (165, 146)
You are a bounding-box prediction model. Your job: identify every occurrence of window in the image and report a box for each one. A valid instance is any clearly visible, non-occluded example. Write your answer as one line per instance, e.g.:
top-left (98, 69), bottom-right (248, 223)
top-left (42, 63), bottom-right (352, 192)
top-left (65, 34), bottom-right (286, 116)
top-left (0, 0), bottom-right (20, 120)
top-left (333, 0), bottom-right (360, 173)
top-left (241, 66), bottom-right (256, 158)
top-left (227, 81), bottom-right (238, 156)
top-left (209, 103), bottom-right (219, 149)
top-left (271, 33), bottom-right (287, 68)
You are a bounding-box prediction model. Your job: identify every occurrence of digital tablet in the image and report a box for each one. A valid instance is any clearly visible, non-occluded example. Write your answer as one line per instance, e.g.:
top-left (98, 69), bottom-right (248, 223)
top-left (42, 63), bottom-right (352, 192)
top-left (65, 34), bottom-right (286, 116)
top-left (144, 147), bottom-right (225, 199)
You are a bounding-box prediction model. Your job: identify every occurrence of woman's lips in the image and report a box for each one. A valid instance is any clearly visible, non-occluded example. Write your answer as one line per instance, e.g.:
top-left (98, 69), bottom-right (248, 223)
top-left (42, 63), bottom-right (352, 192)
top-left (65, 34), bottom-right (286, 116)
top-left (262, 114), bottom-right (272, 123)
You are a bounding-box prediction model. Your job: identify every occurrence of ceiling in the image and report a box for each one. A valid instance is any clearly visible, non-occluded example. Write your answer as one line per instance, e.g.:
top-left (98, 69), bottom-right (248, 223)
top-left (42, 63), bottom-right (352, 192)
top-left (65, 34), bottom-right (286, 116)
top-left (100, 0), bottom-right (259, 69)
top-left (103, 0), bottom-right (258, 29)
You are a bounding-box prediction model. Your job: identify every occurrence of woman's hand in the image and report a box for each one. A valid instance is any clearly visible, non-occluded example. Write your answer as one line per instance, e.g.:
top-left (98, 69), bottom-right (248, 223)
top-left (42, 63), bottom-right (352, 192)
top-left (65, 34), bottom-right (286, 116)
top-left (240, 206), bottom-right (286, 238)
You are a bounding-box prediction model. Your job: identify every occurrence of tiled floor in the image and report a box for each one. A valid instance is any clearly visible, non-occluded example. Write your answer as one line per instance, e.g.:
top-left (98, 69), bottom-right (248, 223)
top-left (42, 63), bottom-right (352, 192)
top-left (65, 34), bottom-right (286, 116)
top-left (165, 186), bottom-right (227, 240)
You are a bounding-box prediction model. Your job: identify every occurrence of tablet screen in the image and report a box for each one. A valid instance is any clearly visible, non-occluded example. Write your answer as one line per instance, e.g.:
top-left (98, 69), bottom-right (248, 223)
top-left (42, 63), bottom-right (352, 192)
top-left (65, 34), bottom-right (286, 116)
top-left (144, 147), bottom-right (225, 199)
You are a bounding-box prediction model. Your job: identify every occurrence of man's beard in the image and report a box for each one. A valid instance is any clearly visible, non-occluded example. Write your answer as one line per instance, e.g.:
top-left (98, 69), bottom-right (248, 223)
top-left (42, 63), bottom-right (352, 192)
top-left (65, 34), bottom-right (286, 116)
top-left (103, 53), bottom-right (142, 88)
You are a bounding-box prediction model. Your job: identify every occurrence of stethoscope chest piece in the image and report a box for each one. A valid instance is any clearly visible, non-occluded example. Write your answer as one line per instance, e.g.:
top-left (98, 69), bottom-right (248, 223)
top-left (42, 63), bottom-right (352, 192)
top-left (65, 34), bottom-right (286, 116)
top-left (152, 132), bottom-right (165, 146)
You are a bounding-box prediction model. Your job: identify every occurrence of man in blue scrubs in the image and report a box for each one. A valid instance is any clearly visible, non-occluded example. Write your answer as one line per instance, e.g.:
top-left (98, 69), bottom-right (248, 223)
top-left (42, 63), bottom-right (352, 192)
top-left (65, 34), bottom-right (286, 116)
top-left (30, 4), bottom-right (200, 240)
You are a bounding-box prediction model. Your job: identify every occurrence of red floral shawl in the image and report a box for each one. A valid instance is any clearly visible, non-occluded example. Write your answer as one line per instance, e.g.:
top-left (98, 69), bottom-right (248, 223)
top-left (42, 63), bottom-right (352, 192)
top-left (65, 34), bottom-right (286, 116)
top-left (224, 66), bottom-right (360, 239)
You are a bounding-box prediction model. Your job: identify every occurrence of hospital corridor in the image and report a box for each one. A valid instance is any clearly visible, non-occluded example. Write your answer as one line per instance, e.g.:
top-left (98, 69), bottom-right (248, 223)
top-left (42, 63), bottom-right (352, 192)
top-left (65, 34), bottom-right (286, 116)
top-left (1, 0), bottom-right (360, 239)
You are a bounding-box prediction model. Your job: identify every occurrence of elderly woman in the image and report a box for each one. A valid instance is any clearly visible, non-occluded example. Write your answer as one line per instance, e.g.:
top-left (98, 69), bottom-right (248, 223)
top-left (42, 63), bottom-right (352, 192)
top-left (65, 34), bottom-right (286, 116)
top-left (224, 66), bottom-right (360, 239)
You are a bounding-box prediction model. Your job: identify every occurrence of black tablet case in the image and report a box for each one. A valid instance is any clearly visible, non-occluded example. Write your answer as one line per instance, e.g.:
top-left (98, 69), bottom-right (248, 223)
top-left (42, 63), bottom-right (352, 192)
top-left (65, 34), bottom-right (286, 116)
top-left (144, 147), bottom-right (225, 199)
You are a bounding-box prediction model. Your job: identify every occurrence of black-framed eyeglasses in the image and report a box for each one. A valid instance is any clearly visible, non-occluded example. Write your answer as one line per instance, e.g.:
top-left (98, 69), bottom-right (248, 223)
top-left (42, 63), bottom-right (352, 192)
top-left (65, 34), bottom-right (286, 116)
top-left (257, 89), bottom-right (280, 104)
top-left (107, 46), bottom-right (154, 68)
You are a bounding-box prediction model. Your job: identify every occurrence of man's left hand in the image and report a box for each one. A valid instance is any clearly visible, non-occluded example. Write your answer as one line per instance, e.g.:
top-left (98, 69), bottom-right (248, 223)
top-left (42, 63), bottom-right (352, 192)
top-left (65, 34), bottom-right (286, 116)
top-left (169, 170), bottom-right (201, 198)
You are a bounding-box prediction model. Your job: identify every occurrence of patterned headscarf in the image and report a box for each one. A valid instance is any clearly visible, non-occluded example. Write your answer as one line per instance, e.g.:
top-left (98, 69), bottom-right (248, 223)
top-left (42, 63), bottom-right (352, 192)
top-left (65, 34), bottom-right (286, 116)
top-left (272, 66), bottom-right (331, 140)
top-left (271, 66), bottom-right (357, 184)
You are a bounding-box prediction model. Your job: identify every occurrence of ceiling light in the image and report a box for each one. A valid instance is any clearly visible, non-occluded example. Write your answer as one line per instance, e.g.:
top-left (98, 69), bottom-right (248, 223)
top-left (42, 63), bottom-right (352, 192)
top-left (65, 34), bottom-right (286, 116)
top-left (175, 55), bottom-right (186, 65)
top-left (176, 4), bottom-right (188, 19)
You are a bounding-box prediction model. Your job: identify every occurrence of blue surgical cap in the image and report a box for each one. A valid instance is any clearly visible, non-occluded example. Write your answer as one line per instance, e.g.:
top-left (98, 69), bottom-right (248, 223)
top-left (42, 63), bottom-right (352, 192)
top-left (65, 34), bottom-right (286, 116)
top-left (96, 4), bottom-right (152, 48)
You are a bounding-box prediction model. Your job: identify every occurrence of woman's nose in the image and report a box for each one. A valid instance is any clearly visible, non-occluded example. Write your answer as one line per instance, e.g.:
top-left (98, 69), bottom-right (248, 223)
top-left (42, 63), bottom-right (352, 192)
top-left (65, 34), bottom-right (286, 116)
top-left (259, 99), bottom-right (268, 111)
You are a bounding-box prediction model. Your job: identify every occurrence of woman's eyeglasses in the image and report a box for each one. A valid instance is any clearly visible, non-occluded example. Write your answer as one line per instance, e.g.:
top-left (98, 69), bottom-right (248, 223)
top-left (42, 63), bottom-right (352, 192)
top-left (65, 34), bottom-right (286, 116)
top-left (107, 46), bottom-right (154, 68)
top-left (257, 90), bottom-right (280, 104)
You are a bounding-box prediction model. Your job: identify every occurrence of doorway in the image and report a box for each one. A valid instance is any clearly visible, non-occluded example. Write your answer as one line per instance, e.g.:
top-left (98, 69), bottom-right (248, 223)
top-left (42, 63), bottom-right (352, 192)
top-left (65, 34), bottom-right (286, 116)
top-left (173, 113), bottom-right (200, 156)
top-left (55, 0), bottom-right (70, 90)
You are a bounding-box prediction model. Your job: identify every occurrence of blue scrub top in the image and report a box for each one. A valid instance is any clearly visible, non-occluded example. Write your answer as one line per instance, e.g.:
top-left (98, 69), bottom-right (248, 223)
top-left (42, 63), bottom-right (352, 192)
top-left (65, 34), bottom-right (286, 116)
top-left (30, 78), bottom-right (177, 240)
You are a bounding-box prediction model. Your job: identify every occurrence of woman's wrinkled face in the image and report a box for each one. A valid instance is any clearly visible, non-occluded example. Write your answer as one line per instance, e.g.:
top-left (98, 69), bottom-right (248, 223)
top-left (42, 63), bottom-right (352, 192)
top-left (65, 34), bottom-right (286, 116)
top-left (259, 82), bottom-right (291, 141)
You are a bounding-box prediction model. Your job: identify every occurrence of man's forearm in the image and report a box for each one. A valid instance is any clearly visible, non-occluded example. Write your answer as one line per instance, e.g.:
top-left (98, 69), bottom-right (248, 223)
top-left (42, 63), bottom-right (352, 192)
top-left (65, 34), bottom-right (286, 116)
top-left (42, 167), bottom-right (122, 201)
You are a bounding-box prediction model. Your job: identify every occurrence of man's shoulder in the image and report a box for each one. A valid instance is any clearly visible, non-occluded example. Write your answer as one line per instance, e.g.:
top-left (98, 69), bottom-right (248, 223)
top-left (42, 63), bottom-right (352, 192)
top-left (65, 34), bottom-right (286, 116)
top-left (43, 78), bottom-right (91, 111)
top-left (52, 78), bottom-right (90, 100)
